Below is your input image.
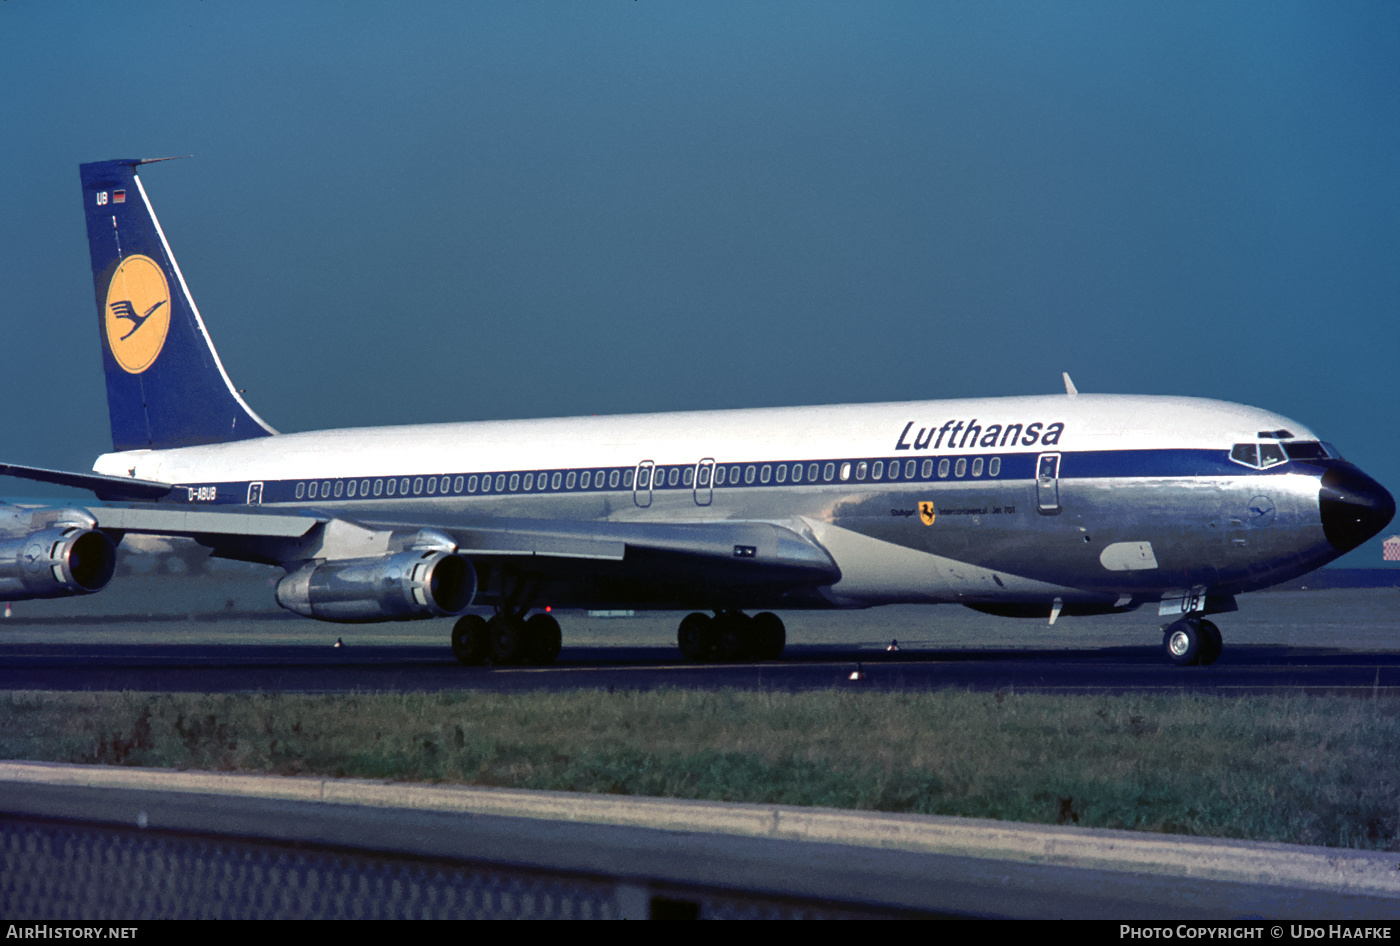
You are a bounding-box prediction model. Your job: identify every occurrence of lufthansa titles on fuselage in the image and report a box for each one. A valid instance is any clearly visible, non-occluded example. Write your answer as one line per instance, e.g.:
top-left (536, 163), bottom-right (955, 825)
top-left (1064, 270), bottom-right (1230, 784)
top-left (894, 419), bottom-right (1065, 452)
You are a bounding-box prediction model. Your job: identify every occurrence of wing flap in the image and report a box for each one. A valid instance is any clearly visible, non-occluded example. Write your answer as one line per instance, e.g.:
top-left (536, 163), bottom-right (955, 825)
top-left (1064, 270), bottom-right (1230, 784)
top-left (92, 506), bottom-right (320, 538)
top-left (439, 517), bottom-right (838, 578)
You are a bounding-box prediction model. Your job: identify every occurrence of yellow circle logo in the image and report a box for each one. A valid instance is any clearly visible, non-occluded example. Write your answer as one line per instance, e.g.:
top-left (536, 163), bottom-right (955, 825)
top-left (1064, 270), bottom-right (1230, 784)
top-left (104, 255), bottom-right (171, 374)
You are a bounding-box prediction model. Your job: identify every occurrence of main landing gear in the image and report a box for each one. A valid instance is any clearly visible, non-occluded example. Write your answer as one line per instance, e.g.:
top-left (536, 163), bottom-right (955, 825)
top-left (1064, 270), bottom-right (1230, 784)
top-left (451, 611), bottom-right (562, 666)
top-left (1162, 617), bottom-right (1223, 667)
top-left (677, 610), bottom-right (786, 662)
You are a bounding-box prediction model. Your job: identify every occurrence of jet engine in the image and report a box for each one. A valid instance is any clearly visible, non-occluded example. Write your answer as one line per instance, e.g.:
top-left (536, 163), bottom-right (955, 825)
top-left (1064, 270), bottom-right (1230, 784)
top-left (275, 550), bottom-right (476, 622)
top-left (0, 506), bottom-right (117, 600)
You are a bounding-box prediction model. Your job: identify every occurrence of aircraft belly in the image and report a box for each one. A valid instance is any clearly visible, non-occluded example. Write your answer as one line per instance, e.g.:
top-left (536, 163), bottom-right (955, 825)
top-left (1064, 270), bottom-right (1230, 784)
top-left (800, 517), bottom-right (1077, 605)
top-left (798, 473), bottom-right (1331, 604)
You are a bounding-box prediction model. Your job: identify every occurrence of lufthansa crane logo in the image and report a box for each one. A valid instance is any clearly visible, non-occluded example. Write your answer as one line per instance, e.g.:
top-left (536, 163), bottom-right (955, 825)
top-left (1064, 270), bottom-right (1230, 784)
top-left (104, 254), bottom-right (171, 374)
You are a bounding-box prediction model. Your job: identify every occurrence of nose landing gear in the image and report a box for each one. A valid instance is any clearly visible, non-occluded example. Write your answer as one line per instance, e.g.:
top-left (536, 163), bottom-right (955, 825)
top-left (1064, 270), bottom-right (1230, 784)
top-left (1163, 617), bottom-right (1222, 666)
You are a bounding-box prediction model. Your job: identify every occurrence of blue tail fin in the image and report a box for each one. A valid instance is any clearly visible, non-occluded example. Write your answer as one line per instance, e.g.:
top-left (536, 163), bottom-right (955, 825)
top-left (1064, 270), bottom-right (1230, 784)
top-left (79, 158), bottom-right (276, 451)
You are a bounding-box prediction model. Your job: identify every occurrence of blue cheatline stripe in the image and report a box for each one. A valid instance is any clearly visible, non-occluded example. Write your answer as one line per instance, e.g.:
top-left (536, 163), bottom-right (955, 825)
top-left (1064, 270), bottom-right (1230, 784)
top-left (150, 447), bottom-right (1299, 508)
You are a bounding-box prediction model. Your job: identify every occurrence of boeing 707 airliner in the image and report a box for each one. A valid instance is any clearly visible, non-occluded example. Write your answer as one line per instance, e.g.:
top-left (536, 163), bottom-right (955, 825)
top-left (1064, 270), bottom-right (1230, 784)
top-left (0, 158), bottom-right (1392, 667)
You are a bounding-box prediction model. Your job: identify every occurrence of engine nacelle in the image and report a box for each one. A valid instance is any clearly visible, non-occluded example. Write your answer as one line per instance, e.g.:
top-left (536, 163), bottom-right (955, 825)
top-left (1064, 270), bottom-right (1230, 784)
top-left (276, 550), bottom-right (476, 623)
top-left (0, 507), bottom-right (118, 600)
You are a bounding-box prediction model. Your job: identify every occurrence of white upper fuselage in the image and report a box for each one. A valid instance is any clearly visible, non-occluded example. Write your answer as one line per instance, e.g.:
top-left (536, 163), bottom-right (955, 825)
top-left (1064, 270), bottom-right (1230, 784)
top-left (94, 394), bottom-right (1313, 485)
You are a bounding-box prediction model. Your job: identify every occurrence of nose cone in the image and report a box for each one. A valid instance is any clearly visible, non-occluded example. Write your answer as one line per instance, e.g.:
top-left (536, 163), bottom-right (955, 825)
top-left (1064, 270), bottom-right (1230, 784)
top-left (1320, 465), bottom-right (1396, 554)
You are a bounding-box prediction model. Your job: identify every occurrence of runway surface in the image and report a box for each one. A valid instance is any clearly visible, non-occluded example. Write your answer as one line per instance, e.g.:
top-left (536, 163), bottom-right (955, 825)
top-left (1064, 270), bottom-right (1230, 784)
top-left (1, 580), bottom-right (1396, 694)
top-left (0, 638), bottom-right (1394, 691)
top-left (1, 641), bottom-right (1398, 695)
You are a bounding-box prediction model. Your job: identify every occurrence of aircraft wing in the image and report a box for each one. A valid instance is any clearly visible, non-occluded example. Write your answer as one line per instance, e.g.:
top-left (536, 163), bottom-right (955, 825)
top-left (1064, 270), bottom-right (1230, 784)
top-left (79, 504), bottom-right (834, 575)
top-left (2, 473), bottom-right (840, 611)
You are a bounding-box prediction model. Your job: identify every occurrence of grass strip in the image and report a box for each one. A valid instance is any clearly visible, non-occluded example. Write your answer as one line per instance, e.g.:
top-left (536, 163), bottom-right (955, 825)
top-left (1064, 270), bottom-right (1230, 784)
top-left (1, 688), bottom-right (1396, 850)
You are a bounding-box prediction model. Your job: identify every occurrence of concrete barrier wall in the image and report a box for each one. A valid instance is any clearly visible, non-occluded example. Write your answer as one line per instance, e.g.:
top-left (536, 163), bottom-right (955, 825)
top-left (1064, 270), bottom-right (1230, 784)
top-left (3, 762), bottom-right (1398, 919)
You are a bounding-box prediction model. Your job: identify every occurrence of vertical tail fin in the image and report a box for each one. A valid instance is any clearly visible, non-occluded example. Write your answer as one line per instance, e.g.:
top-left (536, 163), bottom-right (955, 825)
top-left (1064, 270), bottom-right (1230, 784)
top-left (79, 158), bottom-right (276, 451)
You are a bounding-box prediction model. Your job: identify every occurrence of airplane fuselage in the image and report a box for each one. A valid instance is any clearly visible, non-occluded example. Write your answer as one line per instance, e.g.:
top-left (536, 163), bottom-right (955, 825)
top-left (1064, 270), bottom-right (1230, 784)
top-left (90, 392), bottom-right (1375, 614)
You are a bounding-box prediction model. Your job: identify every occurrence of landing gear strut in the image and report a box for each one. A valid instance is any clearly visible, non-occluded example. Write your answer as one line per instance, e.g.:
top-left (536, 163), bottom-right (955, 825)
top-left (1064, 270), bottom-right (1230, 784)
top-left (451, 565), bottom-right (562, 667)
top-left (1163, 617), bottom-right (1222, 666)
top-left (677, 610), bottom-right (786, 662)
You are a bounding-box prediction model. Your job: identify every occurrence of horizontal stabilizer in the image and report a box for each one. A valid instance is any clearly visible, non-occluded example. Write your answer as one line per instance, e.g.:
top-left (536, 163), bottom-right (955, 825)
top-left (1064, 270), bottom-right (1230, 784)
top-left (0, 462), bottom-right (173, 501)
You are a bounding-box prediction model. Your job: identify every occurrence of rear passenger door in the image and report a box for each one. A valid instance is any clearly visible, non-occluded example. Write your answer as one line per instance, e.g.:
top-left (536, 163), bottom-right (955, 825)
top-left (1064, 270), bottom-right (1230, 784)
top-left (1036, 453), bottom-right (1061, 514)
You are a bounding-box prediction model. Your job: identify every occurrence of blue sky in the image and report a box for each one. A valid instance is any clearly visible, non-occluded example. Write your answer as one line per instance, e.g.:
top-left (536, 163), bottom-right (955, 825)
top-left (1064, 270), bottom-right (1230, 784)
top-left (1, 1), bottom-right (1396, 564)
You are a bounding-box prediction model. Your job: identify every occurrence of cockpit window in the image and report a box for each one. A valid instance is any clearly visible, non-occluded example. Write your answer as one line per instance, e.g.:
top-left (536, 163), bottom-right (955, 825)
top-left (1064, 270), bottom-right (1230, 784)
top-left (1232, 439), bottom-right (1333, 469)
top-left (1230, 443), bottom-right (1259, 467)
top-left (1282, 441), bottom-right (1330, 461)
top-left (1258, 442), bottom-right (1286, 468)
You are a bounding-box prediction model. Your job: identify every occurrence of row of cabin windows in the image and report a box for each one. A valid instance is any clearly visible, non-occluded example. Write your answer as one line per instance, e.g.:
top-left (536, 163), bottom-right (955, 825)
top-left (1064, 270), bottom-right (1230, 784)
top-left (712, 456), bottom-right (1001, 487)
top-left (294, 469), bottom-right (626, 500)
top-left (290, 454), bottom-right (1005, 501)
